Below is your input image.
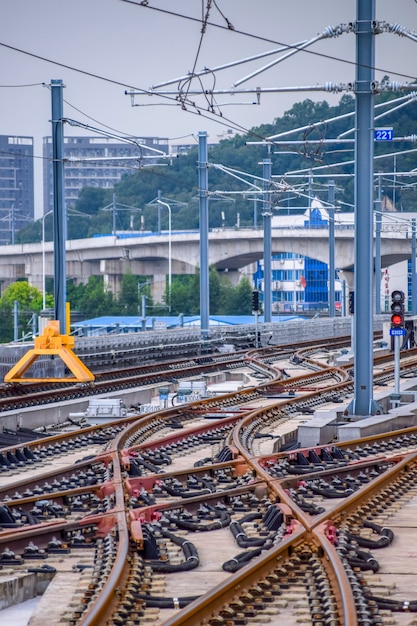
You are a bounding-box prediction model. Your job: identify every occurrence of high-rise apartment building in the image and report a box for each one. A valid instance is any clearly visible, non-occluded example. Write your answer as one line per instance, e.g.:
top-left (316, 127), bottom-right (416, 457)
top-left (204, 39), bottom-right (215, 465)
top-left (43, 135), bottom-right (169, 214)
top-left (0, 135), bottom-right (34, 245)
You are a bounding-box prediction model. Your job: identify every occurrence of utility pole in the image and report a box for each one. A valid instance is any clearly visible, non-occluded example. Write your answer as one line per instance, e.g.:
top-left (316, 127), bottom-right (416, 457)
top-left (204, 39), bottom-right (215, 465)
top-left (157, 189), bottom-right (162, 234)
top-left (375, 176), bottom-right (382, 315)
top-left (412, 219), bottom-right (417, 316)
top-left (198, 131), bottom-right (209, 336)
top-left (351, 0), bottom-right (378, 416)
top-left (10, 204), bottom-right (15, 245)
top-left (13, 300), bottom-right (18, 342)
top-left (112, 193), bottom-right (117, 235)
top-left (328, 180), bottom-right (335, 317)
top-left (262, 158), bottom-right (272, 323)
top-left (51, 79), bottom-right (67, 333)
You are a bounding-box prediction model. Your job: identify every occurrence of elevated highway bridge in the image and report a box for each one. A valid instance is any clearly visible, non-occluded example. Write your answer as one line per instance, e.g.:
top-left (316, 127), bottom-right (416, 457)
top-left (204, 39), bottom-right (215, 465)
top-left (0, 223), bottom-right (413, 302)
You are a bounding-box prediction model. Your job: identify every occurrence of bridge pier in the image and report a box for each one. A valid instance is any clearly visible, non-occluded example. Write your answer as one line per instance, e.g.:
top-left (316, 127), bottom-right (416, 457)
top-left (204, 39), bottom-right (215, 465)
top-left (0, 266), bottom-right (25, 294)
top-left (99, 259), bottom-right (167, 305)
top-left (68, 259), bottom-right (99, 287)
top-left (150, 273), bottom-right (166, 305)
top-left (100, 259), bottom-right (124, 296)
top-left (218, 268), bottom-right (243, 286)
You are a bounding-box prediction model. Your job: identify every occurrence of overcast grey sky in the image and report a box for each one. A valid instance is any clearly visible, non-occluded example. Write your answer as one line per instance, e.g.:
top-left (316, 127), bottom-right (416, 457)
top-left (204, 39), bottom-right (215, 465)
top-left (1, 0), bottom-right (417, 213)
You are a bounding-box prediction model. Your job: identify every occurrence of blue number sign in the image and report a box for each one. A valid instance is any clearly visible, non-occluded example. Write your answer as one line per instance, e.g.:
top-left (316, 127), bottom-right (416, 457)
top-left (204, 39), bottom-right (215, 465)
top-left (390, 328), bottom-right (406, 336)
top-left (374, 128), bottom-right (393, 141)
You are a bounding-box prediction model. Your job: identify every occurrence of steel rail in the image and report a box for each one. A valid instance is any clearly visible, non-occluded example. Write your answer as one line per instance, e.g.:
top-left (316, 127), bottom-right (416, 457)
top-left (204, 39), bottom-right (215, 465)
top-left (151, 525), bottom-right (307, 626)
top-left (313, 522), bottom-right (358, 626)
top-left (78, 427), bottom-right (130, 626)
top-left (77, 427), bottom-right (417, 623)
top-left (0, 344), bottom-right (413, 500)
top-left (0, 336), bottom-right (355, 411)
top-left (153, 445), bottom-right (417, 626)
top-left (0, 344), bottom-right (413, 495)
top-left (1, 335), bottom-right (417, 625)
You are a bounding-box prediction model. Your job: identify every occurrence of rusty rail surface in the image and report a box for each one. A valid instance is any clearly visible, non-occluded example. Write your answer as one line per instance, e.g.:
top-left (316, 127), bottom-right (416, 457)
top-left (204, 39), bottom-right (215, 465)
top-left (0, 337), bottom-right (416, 625)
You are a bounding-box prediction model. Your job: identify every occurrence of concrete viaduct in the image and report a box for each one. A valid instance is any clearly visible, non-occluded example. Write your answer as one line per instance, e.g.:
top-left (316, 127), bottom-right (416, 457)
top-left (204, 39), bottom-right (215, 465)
top-left (0, 226), bottom-right (412, 303)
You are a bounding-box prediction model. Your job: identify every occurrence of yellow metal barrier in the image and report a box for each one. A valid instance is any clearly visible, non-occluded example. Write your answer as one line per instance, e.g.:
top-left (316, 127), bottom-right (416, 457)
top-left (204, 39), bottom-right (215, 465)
top-left (4, 320), bottom-right (95, 383)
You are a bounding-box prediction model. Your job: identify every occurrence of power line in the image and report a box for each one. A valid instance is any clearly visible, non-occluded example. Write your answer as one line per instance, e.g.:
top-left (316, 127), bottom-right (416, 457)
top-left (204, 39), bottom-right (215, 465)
top-left (0, 82), bottom-right (46, 88)
top-left (120, 0), bottom-right (417, 83)
top-left (0, 40), bottom-right (260, 138)
top-left (183, 0), bottom-right (212, 102)
top-left (0, 11), bottom-right (414, 182)
top-left (1, 6), bottom-right (415, 141)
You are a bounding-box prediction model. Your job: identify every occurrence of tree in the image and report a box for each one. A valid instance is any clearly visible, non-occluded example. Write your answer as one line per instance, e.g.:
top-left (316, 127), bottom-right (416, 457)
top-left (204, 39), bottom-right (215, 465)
top-left (15, 220), bottom-right (42, 244)
top-left (0, 281), bottom-right (43, 342)
top-left (12, 88), bottom-right (417, 248)
top-left (118, 271), bottom-right (140, 315)
top-left (222, 276), bottom-right (253, 315)
top-left (74, 187), bottom-right (107, 216)
top-left (209, 266), bottom-right (222, 315)
top-left (169, 279), bottom-right (193, 316)
top-left (0, 303), bottom-right (13, 342)
top-left (168, 274), bottom-right (200, 316)
top-left (163, 269), bottom-right (254, 317)
top-left (1, 281), bottom-right (43, 312)
top-left (67, 212), bottom-right (92, 240)
top-left (67, 276), bottom-right (116, 319)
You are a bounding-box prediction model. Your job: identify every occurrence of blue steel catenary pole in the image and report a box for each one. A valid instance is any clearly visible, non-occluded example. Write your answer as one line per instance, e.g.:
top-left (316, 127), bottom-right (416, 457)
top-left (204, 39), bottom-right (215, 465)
top-left (375, 177), bottom-right (382, 315)
top-left (263, 158), bottom-right (272, 323)
top-left (412, 219), bottom-right (417, 316)
top-left (328, 180), bottom-right (335, 317)
top-left (51, 79), bottom-right (67, 334)
top-left (198, 132), bottom-right (209, 335)
top-left (352, 0), bottom-right (377, 415)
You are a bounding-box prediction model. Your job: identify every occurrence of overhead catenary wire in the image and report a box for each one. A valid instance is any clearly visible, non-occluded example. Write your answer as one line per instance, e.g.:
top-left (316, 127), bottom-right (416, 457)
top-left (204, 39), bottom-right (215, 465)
top-left (0, 41), bottom-right (261, 140)
top-left (2, 4), bottom-right (417, 227)
top-left (1, 19), bottom-right (416, 152)
top-left (1, 0), bottom-right (417, 152)
top-left (120, 0), bottom-right (417, 84)
top-left (182, 0), bottom-right (212, 103)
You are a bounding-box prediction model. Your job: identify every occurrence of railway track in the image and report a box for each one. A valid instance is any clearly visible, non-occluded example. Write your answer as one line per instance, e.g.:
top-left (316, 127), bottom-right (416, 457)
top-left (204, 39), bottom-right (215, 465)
top-left (1, 336), bottom-right (417, 625)
top-left (0, 336), bottom-right (357, 412)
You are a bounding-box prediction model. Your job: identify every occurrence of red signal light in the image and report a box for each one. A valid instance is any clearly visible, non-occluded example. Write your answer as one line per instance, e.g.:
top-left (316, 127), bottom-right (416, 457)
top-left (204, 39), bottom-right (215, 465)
top-left (390, 290), bottom-right (405, 328)
top-left (391, 313), bottom-right (403, 326)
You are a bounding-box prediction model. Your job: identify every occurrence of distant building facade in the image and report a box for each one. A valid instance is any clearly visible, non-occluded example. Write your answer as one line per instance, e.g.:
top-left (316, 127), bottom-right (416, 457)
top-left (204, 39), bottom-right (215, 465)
top-left (254, 253), bottom-right (343, 314)
top-left (253, 201), bottom-right (343, 314)
top-left (42, 135), bottom-right (169, 213)
top-left (0, 135), bottom-right (34, 244)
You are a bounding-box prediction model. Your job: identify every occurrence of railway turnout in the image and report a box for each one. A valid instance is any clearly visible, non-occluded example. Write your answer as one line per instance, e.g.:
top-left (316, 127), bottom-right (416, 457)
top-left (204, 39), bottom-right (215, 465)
top-left (1, 334), bottom-right (417, 625)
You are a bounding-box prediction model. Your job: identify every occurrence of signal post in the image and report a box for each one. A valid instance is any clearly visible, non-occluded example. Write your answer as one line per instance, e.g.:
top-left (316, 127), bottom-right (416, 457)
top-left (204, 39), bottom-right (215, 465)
top-left (390, 290), bottom-right (405, 399)
top-left (252, 290), bottom-right (260, 348)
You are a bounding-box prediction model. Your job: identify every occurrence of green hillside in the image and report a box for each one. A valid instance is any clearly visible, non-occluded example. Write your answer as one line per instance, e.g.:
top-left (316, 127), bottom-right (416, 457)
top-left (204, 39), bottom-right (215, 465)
top-left (17, 87), bottom-right (417, 244)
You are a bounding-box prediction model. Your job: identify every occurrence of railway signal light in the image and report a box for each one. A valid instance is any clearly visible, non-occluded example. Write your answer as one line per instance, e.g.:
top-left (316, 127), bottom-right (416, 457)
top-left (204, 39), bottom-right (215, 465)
top-left (391, 290), bottom-right (405, 328)
top-left (348, 291), bottom-right (354, 314)
top-left (251, 290), bottom-right (260, 312)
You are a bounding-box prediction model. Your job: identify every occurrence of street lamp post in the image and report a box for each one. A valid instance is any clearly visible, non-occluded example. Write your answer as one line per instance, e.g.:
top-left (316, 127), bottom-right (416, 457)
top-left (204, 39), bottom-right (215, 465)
top-left (156, 199), bottom-right (172, 311)
top-left (41, 210), bottom-right (53, 311)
